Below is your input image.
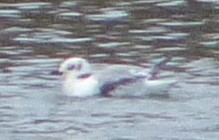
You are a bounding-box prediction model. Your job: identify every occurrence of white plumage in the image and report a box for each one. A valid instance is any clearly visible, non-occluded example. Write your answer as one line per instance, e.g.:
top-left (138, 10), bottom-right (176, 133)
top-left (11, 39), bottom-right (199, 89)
top-left (58, 57), bottom-right (175, 97)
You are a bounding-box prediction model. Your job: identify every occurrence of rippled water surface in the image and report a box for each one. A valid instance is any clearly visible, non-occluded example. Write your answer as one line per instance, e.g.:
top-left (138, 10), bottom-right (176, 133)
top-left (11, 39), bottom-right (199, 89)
top-left (1, 0), bottom-right (219, 139)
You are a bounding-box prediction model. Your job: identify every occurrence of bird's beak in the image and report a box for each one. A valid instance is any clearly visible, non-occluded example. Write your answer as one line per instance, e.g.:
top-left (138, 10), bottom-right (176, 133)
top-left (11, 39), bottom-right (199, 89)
top-left (50, 70), bottom-right (63, 75)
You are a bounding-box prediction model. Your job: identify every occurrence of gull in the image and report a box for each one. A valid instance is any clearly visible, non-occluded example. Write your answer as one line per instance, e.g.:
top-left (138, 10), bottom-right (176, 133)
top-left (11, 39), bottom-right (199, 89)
top-left (56, 57), bottom-right (175, 97)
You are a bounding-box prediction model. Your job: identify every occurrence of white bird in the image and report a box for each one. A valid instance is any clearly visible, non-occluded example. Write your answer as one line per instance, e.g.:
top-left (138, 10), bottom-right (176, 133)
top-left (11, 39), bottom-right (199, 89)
top-left (57, 57), bottom-right (175, 97)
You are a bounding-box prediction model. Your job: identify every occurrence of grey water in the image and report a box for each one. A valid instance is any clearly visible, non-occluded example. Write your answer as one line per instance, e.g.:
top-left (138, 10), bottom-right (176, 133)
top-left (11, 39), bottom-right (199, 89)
top-left (0, 0), bottom-right (219, 139)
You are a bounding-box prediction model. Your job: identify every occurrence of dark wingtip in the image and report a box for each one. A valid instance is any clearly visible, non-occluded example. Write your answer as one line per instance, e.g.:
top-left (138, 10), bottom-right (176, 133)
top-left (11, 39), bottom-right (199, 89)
top-left (148, 57), bottom-right (171, 80)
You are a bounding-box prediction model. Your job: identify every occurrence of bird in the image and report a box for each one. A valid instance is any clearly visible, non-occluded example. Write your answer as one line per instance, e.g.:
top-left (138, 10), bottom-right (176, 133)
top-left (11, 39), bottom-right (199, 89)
top-left (56, 57), bottom-right (175, 97)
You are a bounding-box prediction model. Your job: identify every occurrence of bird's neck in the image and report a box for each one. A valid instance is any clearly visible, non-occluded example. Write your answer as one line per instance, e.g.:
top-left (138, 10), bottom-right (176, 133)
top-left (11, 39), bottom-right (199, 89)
top-left (77, 73), bottom-right (92, 79)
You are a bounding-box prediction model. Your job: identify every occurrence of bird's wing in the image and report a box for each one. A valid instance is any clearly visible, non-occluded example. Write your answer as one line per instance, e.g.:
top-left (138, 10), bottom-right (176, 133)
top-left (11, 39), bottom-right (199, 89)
top-left (93, 64), bottom-right (146, 96)
top-left (92, 57), bottom-right (171, 96)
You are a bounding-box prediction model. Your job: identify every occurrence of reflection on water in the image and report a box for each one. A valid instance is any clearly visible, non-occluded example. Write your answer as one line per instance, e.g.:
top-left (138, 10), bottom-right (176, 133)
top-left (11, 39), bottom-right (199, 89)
top-left (1, 0), bottom-right (219, 139)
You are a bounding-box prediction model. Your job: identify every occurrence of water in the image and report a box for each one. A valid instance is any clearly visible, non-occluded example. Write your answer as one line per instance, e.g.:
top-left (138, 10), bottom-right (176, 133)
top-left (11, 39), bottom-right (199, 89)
top-left (0, 0), bottom-right (219, 139)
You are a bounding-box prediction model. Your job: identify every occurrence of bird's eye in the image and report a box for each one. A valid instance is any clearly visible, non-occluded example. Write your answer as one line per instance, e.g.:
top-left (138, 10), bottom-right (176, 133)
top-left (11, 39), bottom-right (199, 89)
top-left (67, 65), bottom-right (75, 70)
top-left (76, 64), bottom-right (82, 70)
